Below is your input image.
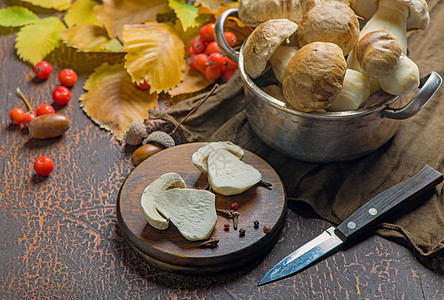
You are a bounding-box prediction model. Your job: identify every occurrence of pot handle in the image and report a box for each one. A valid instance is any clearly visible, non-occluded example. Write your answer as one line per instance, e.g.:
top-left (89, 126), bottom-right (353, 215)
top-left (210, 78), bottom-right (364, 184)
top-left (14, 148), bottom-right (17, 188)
top-left (381, 72), bottom-right (442, 119)
top-left (215, 8), bottom-right (239, 63)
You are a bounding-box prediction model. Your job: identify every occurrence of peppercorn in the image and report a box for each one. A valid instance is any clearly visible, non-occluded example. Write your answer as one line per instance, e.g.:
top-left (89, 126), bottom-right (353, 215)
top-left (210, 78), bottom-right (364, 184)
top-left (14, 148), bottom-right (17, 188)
top-left (239, 228), bottom-right (246, 237)
top-left (263, 225), bottom-right (271, 234)
top-left (223, 223), bottom-right (230, 231)
top-left (254, 220), bottom-right (259, 229)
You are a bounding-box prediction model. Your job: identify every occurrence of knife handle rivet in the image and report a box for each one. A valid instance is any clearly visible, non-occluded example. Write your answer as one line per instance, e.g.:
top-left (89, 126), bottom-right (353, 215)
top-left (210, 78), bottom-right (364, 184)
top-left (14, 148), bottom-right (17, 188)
top-left (347, 222), bottom-right (356, 230)
top-left (369, 208), bottom-right (378, 216)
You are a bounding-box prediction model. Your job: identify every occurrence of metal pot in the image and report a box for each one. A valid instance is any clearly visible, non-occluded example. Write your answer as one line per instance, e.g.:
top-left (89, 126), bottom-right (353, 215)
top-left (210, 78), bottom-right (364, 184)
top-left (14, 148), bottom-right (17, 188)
top-left (215, 9), bottom-right (442, 163)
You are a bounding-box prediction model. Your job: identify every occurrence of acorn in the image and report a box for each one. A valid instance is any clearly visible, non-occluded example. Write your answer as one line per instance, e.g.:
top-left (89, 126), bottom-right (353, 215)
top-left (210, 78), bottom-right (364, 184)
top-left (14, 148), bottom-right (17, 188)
top-left (131, 131), bottom-right (176, 166)
top-left (124, 119), bottom-right (147, 146)
top-left (28, 113), bottom-right (70, 139)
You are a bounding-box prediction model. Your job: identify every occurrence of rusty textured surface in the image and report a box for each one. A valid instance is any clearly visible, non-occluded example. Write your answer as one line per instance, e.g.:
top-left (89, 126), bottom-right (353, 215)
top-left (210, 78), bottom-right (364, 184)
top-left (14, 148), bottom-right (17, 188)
top-left (1, 1), bottom-right (444, 299)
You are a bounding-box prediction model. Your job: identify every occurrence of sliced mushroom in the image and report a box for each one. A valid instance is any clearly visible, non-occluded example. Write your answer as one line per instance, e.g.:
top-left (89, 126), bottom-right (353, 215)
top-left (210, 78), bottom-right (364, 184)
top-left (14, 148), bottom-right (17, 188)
top-left (207, 149), bottom-right (262, 196)
top-left (192, 141), bottom-right (244, 173)
top-left (155, 188), bottom-right (217, 241)
top-left (141, 172), bottom-right (186, 230)
top-left (243, 19), bottom-right (298, 79)
top-left (296, 1), bottom-right (360, 56)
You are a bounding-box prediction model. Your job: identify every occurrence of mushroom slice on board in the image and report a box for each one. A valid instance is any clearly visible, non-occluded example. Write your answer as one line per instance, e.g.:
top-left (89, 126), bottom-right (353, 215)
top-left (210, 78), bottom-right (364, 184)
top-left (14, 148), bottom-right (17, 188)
top-left (243, 19), bottom-right (298, 79)
top-left (192, 141), bottom-right (244, 173)
top-left (207, 149), bottom-right (262, 196)
top-left (155, 188), bottom-right (217, 241)
top-left (140, 172), bottom-right (185, 230)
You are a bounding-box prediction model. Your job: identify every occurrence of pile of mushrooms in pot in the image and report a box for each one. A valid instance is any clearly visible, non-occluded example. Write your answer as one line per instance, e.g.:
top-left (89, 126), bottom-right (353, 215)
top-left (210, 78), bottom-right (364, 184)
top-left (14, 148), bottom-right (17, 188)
top-left (238, 0), bottom-right (430, 112)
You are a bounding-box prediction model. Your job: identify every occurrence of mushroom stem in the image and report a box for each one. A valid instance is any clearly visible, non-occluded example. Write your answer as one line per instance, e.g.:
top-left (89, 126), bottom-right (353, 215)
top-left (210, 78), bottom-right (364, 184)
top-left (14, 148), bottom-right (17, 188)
top-left (379, 54), bottom-right (420, 95)
top-left (269, 46), bottom-right (299, 83)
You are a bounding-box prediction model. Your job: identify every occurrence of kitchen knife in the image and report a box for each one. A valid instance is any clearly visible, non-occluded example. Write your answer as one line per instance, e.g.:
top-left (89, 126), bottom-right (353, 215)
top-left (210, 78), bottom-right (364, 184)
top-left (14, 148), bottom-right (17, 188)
top-left (258, 165), bottom-right (442, 286)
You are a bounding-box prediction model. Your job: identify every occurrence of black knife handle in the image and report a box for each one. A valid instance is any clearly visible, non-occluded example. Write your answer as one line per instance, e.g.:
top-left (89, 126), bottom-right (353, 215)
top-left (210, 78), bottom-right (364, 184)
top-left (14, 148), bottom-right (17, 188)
top-left (336, 165), bottom-right (442, 240)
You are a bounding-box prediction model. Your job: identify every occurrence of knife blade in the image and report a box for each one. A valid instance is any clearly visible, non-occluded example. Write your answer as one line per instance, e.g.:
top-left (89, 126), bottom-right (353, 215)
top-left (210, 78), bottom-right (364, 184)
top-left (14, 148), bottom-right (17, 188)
top-left (258, 165), bottom-right (443, 286)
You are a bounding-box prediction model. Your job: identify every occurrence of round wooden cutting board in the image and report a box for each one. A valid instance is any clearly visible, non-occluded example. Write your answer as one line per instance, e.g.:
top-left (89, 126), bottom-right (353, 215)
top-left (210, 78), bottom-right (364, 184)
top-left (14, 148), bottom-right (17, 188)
top-left (117, 142), bottom-right (286, 274)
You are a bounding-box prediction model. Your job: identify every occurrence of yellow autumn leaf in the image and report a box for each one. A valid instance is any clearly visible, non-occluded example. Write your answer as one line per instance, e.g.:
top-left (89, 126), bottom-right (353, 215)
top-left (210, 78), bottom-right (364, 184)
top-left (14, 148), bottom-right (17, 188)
top-left (94, 0), bottom-right (170, 39)
top-left (80, 62), bottom-right (158, 141)
top-left (62, 25), bottom-right (124, 53)
top-left (15, 17), bottom-right (66, 65)
top-left (0, 6), bottom-right (39, 27)
top-left (123, 23), bottom-right (186, 93)
top-left (22, 0), bottom-right (71, 11)
top-left (168, 64), bottom-right (211, 96)
top-left (194, 0), bottom-right (228, 13)
top-left (168, 0), bottom-right (200, 31)
top-left (64, 0), bottom-right (103, 27)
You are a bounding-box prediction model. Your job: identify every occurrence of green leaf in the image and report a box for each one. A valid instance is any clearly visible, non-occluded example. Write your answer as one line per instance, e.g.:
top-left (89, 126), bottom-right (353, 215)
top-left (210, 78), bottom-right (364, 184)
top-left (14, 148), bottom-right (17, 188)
top-left (168, 0), bottom-right (200, 31)
top-left (22, 0), bottom-right (71, 11)
top-left (0, 6), bottom-right (39, 27)
top-left (64, 0), bottom-right (103, 27)
top-left (62, 25), bottom-right (124, 53)
top-left (80, 62), bottom-right (158, 141)
top-left (15, 17), bottom-right (66, 65)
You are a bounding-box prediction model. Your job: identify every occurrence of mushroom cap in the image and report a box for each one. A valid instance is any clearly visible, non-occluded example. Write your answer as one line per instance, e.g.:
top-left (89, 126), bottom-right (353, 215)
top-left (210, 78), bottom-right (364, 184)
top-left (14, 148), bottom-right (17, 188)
top-left (351, 0), bottom-right (429, 31)
top-left (356, 30), bottom-right (402, 79)
top-left (238, 0), bottom-right (320, 27)
top-left (297, 1), bottom-right (360, 56)
top-left (283, 42), bottom-right (347, 112)
top-left (243, 19), bottom-right (298, 79)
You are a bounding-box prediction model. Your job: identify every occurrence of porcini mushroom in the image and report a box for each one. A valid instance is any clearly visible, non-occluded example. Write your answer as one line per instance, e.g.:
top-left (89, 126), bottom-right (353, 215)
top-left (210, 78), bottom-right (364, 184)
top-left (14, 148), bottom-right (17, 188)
top-left (283, 42), bottom-right (347, 112)
top-left (348, 0), bottom-right (429, 69)
top-left (355, 30), bottom-right (402, 80)
top-left (296, 1), bottom-right (360, 56)
top-left (243, 19), bottom-right (298, 79)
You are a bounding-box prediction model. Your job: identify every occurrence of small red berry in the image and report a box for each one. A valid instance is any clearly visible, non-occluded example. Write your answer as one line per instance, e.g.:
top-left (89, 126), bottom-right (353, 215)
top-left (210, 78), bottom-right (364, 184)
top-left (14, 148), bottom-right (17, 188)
top-left (224, 32), bottom-right (237, 47)
top-left (52, 86), bottom-right (71, 105)
top-left (193, 53), bottom-right (209, 72)
top-left (224, 69), bottom-right (237, 82)
top-left (200, 23), bottom-right (215, 43)
top-left (34, 156), bottom-right (54, 176)
top-left (223, 223), bottom-right (230, 231)
top-left (36, 104), bottom-right (55, 116)
top-left (23, 112), bottom-right (36, 129)
top-left (263, 225), bottom-right (271, 234)
top-left (230, 202), bottom-right (239, 210)
top-left (33, 61), bottom-right (52, 80)
top-left (9, 108), bottom-right (25, 124)
top-left (205, 41), bottom-right (220, 55)
top-left (191, 39), bottom-right (206, 55)
top-left (208, 53), bottom-right (225, 69)
top-left (136, 80), bottom-right (151, 90)
top-left (204, 66), bottom-right (221, 81)
top-left (225, 57), bottom-right (238, 70)
top-left (58, 69), bottom-right (78, 87)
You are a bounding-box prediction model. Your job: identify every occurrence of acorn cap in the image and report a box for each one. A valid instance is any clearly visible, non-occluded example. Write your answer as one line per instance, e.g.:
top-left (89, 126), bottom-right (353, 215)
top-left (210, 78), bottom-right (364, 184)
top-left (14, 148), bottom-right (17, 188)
top-left (146, 131), bottom-right (175, 148)
top-left (124, 119), bottom-right (147, 145)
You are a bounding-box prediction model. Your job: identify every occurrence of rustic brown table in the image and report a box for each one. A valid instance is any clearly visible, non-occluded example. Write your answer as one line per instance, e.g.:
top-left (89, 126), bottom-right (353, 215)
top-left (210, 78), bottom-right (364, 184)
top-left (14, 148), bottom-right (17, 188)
top-left (1, 1), bottom-right (443, 299)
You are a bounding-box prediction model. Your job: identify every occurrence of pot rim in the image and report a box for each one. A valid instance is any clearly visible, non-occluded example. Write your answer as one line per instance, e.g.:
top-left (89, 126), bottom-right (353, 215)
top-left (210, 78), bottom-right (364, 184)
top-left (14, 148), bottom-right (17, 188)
top-left (237, 43), bottom-right (399, 121)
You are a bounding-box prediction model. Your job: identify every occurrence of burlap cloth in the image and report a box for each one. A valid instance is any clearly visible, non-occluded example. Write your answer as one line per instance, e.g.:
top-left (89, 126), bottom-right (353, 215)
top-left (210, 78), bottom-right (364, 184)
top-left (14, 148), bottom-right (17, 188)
top-left (149, 2), bottom-right (444, 259)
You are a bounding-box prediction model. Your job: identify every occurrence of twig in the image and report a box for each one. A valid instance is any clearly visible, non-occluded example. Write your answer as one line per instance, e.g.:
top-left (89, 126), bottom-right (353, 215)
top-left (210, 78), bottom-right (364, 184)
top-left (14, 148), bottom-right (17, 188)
top-left (16, 88), bottom-right (33, 111)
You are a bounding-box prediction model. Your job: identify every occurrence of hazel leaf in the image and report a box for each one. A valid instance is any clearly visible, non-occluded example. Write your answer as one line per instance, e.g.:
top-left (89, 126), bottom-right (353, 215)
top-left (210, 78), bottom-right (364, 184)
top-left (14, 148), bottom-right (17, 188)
top-left (80, 62), bottom-right (158, 141)
top-left (168, 64), bottom-right (212, 97)
top-left (94, 0), bottom-right (170, 39)
top-left (0, 6), bottom-right (39, 27)
top-left (123, 23), bottom-right (186, 93)
top-left (194, 0), bottom-right (228, 13)
top-left (15, 17), bottom-right (66, 65)
top-left (168, 0), bottom-right (200, 31)
top-left (21, 0), bottom-right (71, 11)
top-left (62, 25), bottom-right (124, 53)
top-left (64, 0), bottom-right (103, 28)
